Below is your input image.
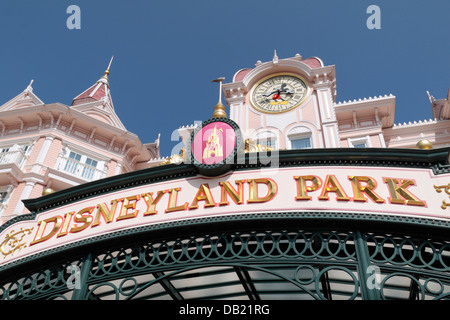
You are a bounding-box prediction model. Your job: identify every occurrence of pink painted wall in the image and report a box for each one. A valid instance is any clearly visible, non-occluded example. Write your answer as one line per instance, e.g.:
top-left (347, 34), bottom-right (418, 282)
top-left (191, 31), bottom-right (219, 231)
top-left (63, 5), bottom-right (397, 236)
top-left (3, 183), bottom-right (25, 217)
top-left (45, 138), bottom-right (63, 168)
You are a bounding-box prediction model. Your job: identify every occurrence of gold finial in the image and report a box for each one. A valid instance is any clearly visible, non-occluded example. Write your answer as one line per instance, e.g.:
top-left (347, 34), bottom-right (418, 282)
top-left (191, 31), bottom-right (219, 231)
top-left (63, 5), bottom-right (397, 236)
top-left (416, 139), bottom-right (433, 150)
top-left (211, 77), bottom-right (227, 118)
top-left (42, 187), bottom-right (54, 196)
top-left (101, 56), bottom-right (114, 81)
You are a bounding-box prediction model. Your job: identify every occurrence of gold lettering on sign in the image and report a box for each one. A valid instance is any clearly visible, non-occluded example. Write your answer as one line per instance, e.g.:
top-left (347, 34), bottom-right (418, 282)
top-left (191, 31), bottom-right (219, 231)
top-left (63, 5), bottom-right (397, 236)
top-left (434, 183), bottom-right (450, 210)
top-left (116, 195), bottom-right (141, 221)
top-left (318, 175), bottom-right (350, 201)
top-left (384, 178), bottom-right (426, 206)
top-left (189, 184), bottom-right (216, 209)
top-left (93, 199), bottom-right (124, 226)
top-left (30, 216), bottom-right (63, 245)
top-left (348, 176), bottom-right (385, 203)
top-left (219, 180), bottom-right (245, 206)
top-left (57, 211), bottom-right (75, 237)
top-left (70, 207), bottom-right (94, 233)
top-left (142, 191), bottom-right (167, 216)
top-left (26, 173), bottom-right (434, 249)
top-left (294, 175), bottom-right (322, 200)
top-left (247, 178), bottom-right (278, 203)
top-left (165, 188), bottom-right (189, 213)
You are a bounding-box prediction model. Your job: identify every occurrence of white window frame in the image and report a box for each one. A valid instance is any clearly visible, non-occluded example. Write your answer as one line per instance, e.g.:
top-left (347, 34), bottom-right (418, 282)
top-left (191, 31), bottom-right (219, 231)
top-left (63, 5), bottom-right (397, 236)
top-left (286, 126), bottom-right (314, 150)
top-left (289, 136), bottom-right (312, 150)
top-left (57, 145), bottom-right (107, 181)
top-left (348, 136), bottom-right (371, 148)
top-left (0, 143), bottom-right (32, 168)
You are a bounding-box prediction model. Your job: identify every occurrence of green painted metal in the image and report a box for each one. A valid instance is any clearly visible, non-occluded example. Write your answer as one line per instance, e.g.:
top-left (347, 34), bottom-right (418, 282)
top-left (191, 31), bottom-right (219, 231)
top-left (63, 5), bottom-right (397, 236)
top-left (1, 228), bottom-right (450, 300)
top-left (71, 253), bottom-right (93, 300)
top-left (354, 231), bottom-right (380, 300)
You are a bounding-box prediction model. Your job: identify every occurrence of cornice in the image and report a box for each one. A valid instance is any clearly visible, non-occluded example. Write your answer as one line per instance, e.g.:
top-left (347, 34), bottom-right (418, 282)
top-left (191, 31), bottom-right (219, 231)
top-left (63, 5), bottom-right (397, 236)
top-left (0, 103), bottom-right (151, 162)
top-left (0, 103), bottom-right (140, 142)
top-left (334, 94), bottom-right (395, 111)
top-left (0, 163), bottom-right (24, 183)
top-left (389, 118), bottom-right (449, 131)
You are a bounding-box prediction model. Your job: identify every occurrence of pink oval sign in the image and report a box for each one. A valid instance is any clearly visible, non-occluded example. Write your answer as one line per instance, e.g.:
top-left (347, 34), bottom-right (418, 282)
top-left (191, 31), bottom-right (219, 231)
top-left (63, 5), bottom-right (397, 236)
top-left (191, 121), bottom-right (236, 165)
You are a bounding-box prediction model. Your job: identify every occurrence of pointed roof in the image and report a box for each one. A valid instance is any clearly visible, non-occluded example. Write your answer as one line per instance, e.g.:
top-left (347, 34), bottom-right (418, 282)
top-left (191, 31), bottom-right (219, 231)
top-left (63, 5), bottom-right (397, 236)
top-left (70, 57), bottom-right (127, 130)
top-left (72, 56), bottom-right (114, 107)
top-left (0, 80), bottom-right (44, 111)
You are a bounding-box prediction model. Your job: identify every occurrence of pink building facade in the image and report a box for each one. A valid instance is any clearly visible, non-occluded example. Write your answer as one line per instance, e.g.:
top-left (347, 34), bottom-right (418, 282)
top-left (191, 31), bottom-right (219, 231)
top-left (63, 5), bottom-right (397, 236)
top-left (177, 52), bottom-right (449, 153)
top-left (223, 52), bottom-right (450, 151)
top-left (0, 66), bottom-right (160, 224)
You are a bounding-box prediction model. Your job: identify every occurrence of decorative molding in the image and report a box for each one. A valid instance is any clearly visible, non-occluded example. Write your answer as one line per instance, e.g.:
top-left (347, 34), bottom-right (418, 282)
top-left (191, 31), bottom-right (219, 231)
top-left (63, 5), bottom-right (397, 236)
top-left (335, 94), bottom-right (395, 106)
top-left (0, 227), bottom-right (34, 259)
top-left (434, 183), bottom-right (450, 210)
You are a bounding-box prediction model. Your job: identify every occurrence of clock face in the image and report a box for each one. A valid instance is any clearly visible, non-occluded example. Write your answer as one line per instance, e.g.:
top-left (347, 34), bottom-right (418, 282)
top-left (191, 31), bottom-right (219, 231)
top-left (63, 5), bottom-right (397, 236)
top-left (250, 74), bottom-right (309, 113)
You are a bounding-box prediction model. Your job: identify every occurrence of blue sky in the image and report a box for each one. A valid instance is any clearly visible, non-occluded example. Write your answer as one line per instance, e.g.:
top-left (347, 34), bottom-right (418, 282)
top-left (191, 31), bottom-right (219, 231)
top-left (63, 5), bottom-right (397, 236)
top-left (0, 0), bottom-right (449, 158)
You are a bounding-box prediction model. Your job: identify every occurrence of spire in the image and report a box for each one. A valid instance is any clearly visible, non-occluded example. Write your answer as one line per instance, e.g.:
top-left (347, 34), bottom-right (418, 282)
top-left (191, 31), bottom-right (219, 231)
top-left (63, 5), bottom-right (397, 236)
top-left (97, 56), bottom-right (114, 87)
top-left (25, 80), bottom-right (34, 93)
top-left (70, 56), bottom-right (127, 130)
top-left (99, 56), bottom-right (114, 85)
top-left (272, 49), bottom-right (279, 64)
top-left (72, 56), bottom-right (114, 106)
top-left (210, 77), bottom-right (227, 118)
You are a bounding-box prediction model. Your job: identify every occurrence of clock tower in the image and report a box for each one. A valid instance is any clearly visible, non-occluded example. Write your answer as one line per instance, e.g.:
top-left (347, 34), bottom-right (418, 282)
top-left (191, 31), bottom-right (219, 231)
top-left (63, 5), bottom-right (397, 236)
top-left (222, 51), bottom-right (339, 150)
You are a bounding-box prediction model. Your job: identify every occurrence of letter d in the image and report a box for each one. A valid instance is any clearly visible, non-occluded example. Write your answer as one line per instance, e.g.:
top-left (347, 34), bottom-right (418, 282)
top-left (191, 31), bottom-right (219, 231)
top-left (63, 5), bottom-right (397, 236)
top-left (223, 305), bottom-right (231, 314)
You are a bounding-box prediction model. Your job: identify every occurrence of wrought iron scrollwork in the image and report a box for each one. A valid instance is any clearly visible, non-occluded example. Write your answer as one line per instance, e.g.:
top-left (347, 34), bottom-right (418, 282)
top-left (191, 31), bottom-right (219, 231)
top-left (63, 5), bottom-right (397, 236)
top-left (2, 229), bottom-right (450, 300)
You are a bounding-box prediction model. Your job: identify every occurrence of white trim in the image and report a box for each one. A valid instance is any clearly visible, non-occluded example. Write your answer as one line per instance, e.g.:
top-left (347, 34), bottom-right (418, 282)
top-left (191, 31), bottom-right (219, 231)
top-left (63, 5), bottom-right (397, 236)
top-left (348, 136), bottom-right (371, 148)
top-left (378, 133), bottom-right (387, 148)
top-left (55, 145), bottom-right (107, 181)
